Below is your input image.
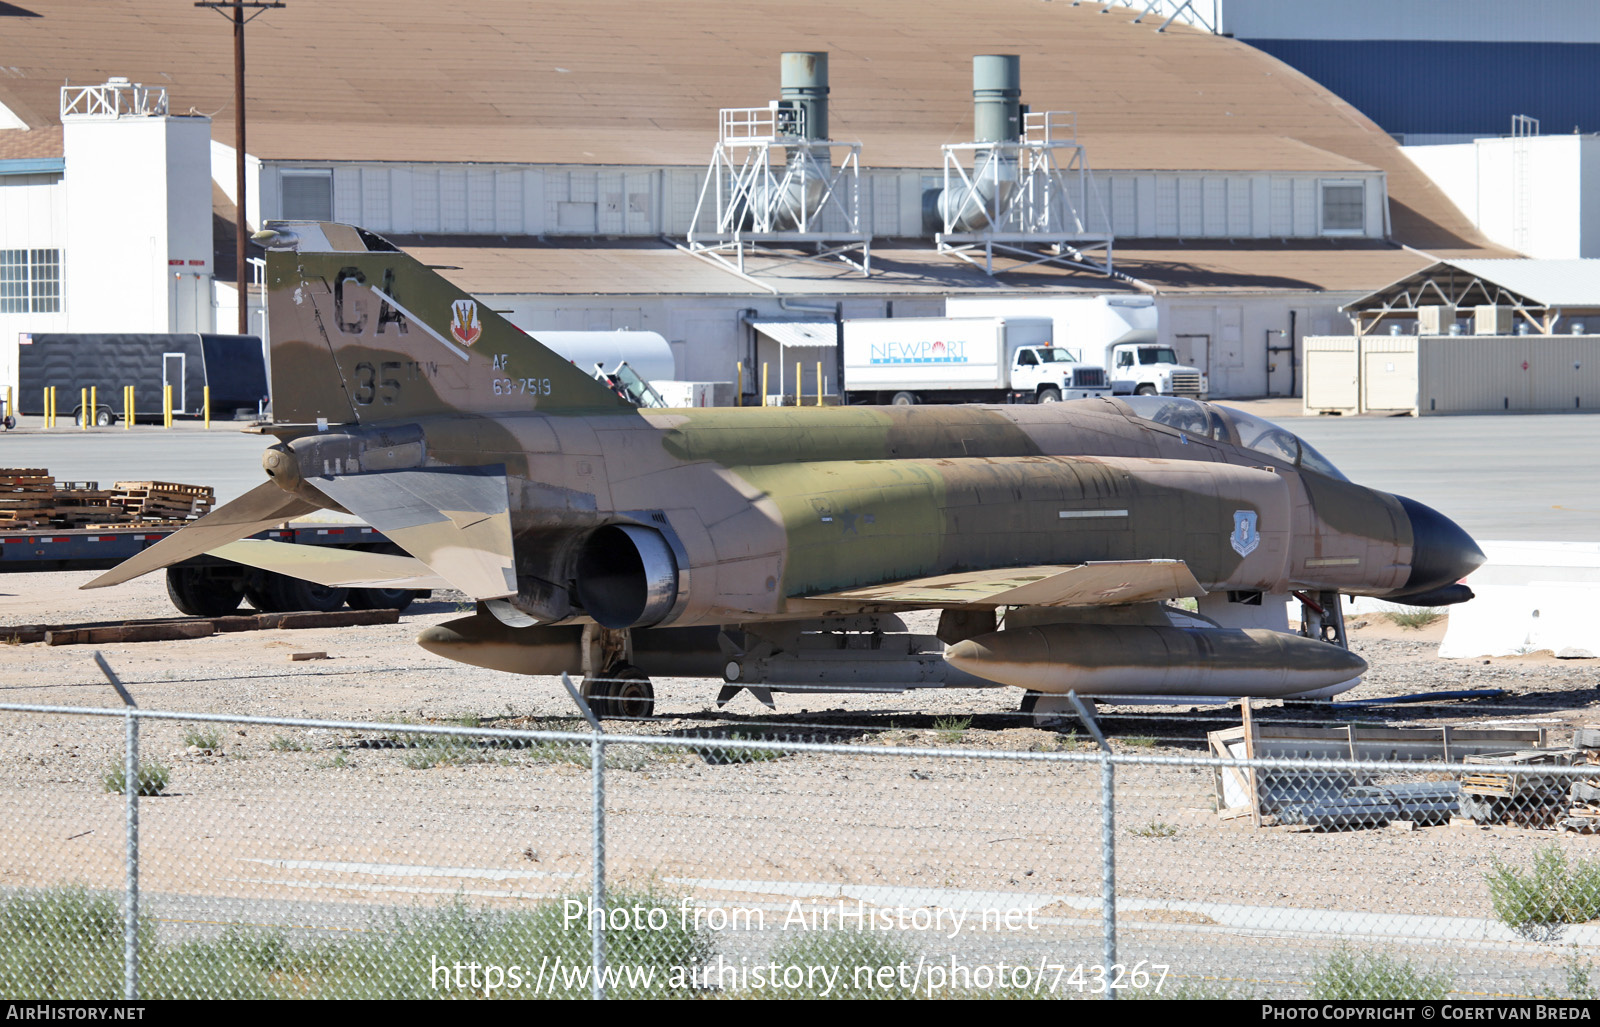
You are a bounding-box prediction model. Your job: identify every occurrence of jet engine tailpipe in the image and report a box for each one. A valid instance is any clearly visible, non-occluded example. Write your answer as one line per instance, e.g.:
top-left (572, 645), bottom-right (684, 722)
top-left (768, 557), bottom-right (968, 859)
top-left (573, 524), bottom-right (680, 629)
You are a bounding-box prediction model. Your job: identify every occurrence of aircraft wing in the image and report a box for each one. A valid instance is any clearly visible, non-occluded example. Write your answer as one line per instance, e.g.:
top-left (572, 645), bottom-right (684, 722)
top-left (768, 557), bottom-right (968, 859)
top-left (205, 539), bottom-right (449, 590)
top-left (83, 480), bottom-right (319, 589)
top-left (814, 559), bottom-right (1205, 607)
top-left (307, 466), bottom-right (517, 600)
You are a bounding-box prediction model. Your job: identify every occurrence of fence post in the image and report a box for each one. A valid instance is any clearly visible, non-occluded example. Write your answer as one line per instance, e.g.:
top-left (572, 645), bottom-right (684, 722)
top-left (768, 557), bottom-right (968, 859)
top-left (95, 653), bottom-right (140, 1000)
top-left (1068, 691), bottom-right (1117, 998)
top-left (561, 673), bottom-right (606, 999)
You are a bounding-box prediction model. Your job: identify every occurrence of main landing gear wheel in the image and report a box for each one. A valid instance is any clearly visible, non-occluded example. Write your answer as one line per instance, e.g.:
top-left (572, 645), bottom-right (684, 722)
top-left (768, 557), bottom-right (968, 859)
top-left (582, 663), bottom-right (655, 720)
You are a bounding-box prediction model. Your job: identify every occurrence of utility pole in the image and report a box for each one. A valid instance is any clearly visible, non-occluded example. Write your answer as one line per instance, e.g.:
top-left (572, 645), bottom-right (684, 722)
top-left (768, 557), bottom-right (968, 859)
top-left (196, 0), bottom-right (284, 335)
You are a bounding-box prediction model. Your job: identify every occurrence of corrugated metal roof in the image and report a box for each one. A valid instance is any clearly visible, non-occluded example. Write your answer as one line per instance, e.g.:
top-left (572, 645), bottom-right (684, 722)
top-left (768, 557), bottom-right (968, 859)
top-left (749, 321), bottom-right (837, 349)
top-left (403, 237), bottom-right (1434, 297)
top-left (1443, 259), bottom-right (1600, 308)
top-left (1347, 258), bottom-right (1600, 312)
top-left (0, 0), bottom-right (1502, 252)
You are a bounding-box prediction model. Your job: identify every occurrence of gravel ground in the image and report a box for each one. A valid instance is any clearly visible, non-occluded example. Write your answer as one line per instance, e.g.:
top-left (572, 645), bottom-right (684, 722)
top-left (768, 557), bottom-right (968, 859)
top-left (2, 570), bottom-right (1598, 997)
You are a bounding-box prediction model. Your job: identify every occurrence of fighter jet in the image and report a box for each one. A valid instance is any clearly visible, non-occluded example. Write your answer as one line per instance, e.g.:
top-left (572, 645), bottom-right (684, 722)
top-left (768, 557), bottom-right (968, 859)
top-left (85, 221), bottom-right (1485, 719)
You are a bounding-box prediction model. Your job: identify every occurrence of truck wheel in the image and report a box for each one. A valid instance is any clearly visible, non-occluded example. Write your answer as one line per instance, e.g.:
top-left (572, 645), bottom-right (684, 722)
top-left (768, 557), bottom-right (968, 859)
top-left (165, 566), bottom-right (244, 618)
top-left (1135, 384), bottom-right (1157, 396)
top-left (890, 391), bottom-right (917, 406)
top-left (348, 587), bottom-right (418, 613)
top-left (1037, 387), bottom-right (1061, 404)
top-left (249, 572), bottom-right (349, 613)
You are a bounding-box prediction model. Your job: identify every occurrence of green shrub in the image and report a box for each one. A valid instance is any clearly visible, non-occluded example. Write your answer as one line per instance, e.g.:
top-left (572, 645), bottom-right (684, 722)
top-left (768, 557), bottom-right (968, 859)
top-left (100, 760), bottom-right (169, 796)
top-left (1310, 947), bottom-right (1451, 1000)
top-left (1487, 845), bottom-right (1600, 937)
top-left (1389, 608), bottom-right (1443, 630)
top-left (0, 888), bottom-right (142, 999)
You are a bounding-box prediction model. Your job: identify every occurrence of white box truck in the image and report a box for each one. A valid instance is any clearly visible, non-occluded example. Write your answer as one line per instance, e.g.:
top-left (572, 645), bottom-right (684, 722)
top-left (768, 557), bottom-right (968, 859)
top-left (1107, 342), bottom-right (1208, 399)
top-left (840, 316), bottom-right (1110, 406)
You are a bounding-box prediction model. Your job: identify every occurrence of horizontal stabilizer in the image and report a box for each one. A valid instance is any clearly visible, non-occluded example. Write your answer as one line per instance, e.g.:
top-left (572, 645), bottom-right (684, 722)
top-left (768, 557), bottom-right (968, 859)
top-left (308, 466), bottom-right (516, 600)
top-left (83, 480), bottom-right (318, 589)
top-left (816, 559), bottom-right (1205, 608)
top-left (207, 539), bottom-right (448, 590)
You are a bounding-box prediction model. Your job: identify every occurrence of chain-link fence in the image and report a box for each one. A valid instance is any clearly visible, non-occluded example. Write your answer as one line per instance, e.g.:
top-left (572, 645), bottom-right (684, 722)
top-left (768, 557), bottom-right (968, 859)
top-left (2, 684), bottom-right (1599, 1000)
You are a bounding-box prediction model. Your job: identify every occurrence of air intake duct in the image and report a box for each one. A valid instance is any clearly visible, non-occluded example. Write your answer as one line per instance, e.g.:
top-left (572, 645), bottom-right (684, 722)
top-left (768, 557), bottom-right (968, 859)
top-left (574, 524), bottom-right (680, 629)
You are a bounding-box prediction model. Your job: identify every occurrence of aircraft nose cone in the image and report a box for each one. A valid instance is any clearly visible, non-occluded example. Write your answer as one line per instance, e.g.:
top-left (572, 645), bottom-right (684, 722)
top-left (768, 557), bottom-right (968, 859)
top-left (1396, 494), bottom-right (1485, 595)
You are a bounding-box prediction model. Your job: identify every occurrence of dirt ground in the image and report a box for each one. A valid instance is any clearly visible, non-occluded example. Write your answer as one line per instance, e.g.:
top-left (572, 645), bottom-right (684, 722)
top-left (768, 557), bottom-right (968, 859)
top-left (2, 569), bottom-right (1598, 997)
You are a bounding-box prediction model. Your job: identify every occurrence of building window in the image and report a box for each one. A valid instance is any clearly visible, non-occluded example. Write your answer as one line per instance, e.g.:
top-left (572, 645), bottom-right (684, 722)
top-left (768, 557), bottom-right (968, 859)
top-left (0, 249), bottom-right (62, 313)
top-left (1321, 181), bottom-right (1365, 235)
top-left (281, 169), bottom-right (334, 221)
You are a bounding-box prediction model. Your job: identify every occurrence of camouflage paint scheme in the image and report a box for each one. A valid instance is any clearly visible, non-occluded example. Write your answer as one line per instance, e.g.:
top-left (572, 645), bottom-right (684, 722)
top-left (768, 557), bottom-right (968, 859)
top-left (86, 222), bottom-right (1483, 708)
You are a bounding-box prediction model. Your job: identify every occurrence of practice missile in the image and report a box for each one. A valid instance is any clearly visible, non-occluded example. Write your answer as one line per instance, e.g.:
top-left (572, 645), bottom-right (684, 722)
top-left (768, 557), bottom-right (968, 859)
top-left (945, 623), bottom-right (1367, 697)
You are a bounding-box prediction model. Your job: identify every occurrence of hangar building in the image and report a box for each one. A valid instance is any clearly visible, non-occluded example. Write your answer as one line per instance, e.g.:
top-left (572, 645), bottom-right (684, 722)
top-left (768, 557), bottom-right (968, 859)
top-left (0, 0), bottom-right (1512, 403)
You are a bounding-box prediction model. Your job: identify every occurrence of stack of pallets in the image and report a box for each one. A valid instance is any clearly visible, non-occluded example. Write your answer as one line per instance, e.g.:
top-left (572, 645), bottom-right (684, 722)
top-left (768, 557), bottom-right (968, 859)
top-left (0, 468), bottom-right (56, 529)
top-left (1459, 749), bottom-right (1585, 828)
top-left (106, 481), bottom-right (216, 526)
top-left (0, 470), bottom-right (216, 529)
top-left (50, 481), bottom-right (120, 527)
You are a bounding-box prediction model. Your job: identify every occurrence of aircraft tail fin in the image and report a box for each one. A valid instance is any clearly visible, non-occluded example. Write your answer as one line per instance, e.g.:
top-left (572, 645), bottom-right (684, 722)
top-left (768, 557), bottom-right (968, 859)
top-left (256, 221), bottom-right (631, 425)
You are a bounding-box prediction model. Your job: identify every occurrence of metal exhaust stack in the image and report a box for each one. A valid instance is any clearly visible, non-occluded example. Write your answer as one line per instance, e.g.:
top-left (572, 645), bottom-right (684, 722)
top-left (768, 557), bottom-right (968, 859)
top-left (779, 51), bottom-right (829, 142)
top-left (759, 51), bottom-right (830, 230)
top-left (931, 55), bottom-right (1023, 233)
top-left (972, 54), bottom-right (1022, 145)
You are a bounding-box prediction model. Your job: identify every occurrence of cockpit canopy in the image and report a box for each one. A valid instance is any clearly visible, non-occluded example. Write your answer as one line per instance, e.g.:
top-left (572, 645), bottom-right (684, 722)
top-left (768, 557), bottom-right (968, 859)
top-left (1117, 396), bottom-right (1347, 480)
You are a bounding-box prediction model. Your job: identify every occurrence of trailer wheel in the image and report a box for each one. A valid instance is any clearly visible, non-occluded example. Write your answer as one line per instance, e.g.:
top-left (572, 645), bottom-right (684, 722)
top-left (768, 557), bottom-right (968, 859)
top-left (890, 391), bottom-right (917, 406)
top-left (248, 572), bottom-right (349, 613)
top-left (95, 407), bottom-right (113, 427)
top-left (165, 566), bottom-right (243, 618)
top-left (348, 587), bottom-right (418, 613)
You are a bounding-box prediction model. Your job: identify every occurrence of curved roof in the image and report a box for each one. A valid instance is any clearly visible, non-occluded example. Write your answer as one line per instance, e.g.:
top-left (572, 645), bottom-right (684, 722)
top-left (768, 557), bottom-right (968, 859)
top-left (0, 0), bottom-right (1491, 250)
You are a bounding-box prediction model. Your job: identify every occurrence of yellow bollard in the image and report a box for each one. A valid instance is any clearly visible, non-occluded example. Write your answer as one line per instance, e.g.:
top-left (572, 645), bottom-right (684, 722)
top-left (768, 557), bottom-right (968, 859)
top-left (90, 386), bottom-right (97, 428)
top-left (736, 362), bottom-right (743, 407)
top-left (817, 360), bottom-right (824, 407)
top-left (44, 387), bottom-right (52, 428)
top-left (3, 385), bottom-right (10, 422)
top-left (204, 385), bottom-right (211, 430)
top-left (79, 387), bottom-right (87, 430)
top-left (163, 385), bottom-right (172, 429)
top-left (124, 385), bottom-right (132, 429)
top-left (761, 363), bottom-right (768, 408)
top-left (796, 361), bottom-right (802, 407)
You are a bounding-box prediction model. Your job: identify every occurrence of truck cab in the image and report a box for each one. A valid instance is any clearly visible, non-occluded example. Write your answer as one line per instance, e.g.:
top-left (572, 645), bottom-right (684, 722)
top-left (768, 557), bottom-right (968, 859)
top-left (1108, 343), bottom-right (1208, 399)
top-left (1010, 345), bottom-right (1110, 403)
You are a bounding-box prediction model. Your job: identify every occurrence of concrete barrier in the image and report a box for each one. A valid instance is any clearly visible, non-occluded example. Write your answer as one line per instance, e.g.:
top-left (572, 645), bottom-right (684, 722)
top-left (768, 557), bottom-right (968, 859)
top-left (1439, 541), bottom-right (1600, 659)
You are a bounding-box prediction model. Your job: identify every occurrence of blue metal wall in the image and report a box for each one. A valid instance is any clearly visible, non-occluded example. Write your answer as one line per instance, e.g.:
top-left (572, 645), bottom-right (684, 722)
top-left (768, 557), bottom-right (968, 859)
top-left (1242, 40), bottom-right (1600, 138)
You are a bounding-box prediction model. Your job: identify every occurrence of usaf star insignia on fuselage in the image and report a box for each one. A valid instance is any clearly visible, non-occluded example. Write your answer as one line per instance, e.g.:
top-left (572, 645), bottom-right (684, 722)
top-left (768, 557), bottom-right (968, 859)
top-left (84, 221), bottom-right (1485, 719)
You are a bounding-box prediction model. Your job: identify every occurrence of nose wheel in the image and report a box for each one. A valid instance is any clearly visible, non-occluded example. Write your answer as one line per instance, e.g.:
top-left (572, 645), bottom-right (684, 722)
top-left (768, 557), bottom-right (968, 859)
top-left (580, 662), bottom-right (655, 720)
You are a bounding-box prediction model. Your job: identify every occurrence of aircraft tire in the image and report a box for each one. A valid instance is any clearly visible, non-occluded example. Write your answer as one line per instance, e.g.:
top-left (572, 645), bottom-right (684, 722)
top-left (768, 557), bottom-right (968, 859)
top-left (348, 587), bottom-right (417, 613)
top-left (602, 663), bottom-right (655, 720)
top-left (579, 676), bottom-right (615, 719)
top-left (165, 566), bottom-right (244, 618)
top-left (1018, 690), bottom-right (1042, 714)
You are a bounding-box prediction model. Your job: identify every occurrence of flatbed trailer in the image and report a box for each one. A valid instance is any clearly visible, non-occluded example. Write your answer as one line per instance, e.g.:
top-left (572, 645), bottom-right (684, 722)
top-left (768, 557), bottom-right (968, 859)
top-left (0, 521), bottom-right (429, 616)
